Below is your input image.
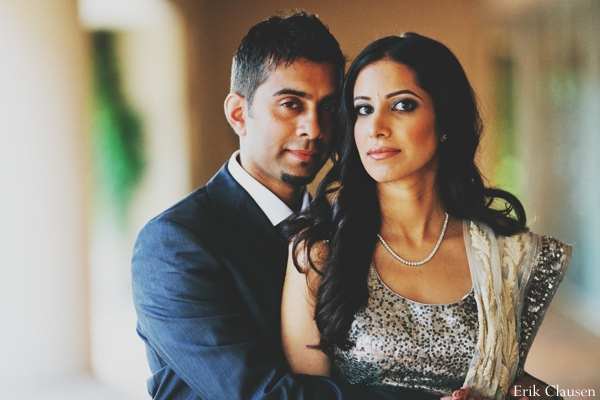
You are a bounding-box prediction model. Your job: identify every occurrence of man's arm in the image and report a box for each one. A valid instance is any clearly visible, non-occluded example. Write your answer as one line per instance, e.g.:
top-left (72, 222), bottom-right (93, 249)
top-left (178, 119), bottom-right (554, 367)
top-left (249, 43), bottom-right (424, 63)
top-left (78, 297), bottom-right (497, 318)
top-left (132, 217), bottom-right (435, 400)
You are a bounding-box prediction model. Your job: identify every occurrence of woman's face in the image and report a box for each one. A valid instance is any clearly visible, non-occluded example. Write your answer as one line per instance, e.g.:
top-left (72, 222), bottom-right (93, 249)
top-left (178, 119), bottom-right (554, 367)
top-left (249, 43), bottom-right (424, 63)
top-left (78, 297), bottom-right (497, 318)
top-left (353, 60), bottom-right (440, 185)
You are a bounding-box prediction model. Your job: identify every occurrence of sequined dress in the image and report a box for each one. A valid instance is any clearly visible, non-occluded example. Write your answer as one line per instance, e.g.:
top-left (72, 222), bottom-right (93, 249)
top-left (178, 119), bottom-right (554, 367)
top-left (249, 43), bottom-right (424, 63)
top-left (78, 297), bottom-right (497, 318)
top-left (331, 221), bottom-right (571, 399)
top-left (332, 265), bottom-right (479, 396)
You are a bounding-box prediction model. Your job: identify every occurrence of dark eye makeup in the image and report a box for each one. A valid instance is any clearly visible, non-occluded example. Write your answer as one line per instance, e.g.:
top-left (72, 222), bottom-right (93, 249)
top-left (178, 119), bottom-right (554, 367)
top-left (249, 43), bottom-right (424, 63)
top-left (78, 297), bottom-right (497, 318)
top-left (392, 98), bottom-right (418, 112)
top-left (355, 104), bottom-right (374, 116)
top-left (354, 97), bottom-right (418, 116)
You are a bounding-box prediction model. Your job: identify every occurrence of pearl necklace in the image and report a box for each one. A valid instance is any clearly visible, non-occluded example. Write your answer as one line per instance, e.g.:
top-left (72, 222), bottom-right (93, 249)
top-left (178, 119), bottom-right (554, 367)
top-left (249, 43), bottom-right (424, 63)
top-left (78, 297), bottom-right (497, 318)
top-left (377, 213), bottom-right (449, 266)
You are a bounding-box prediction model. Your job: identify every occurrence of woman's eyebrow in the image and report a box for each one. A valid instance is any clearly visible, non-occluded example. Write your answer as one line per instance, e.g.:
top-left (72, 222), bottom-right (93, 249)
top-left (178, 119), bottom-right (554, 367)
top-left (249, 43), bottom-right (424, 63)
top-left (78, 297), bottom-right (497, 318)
top-left (385, 90), bottom-right (422, 100)
top-left (354, 89), bottom-right (422, 101)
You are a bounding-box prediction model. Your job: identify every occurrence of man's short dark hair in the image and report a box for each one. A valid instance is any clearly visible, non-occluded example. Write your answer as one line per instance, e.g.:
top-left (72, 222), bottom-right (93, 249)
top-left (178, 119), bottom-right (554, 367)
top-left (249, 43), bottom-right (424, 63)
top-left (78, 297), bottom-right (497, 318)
top-left (230, 10), bottom-right (345, 107)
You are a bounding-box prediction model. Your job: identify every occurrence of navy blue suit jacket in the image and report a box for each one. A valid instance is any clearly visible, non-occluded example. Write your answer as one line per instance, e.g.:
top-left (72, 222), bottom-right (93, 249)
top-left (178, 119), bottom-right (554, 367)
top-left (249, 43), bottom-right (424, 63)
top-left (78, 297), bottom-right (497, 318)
top-left (132, 164), bottom-right (437, 400)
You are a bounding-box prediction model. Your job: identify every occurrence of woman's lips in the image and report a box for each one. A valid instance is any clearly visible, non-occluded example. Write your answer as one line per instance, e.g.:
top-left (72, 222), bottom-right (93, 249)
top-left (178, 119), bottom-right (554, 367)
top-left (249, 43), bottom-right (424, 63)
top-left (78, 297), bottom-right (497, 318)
top-left (288, 150), bottom-right (318, 163)
top-left (367, 146), bottom-right (401, 160)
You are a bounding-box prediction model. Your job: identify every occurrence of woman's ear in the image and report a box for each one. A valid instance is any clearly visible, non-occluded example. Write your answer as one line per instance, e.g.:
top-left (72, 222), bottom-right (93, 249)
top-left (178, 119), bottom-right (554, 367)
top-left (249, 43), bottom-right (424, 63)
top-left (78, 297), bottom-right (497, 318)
top-left (224, 93), bottom-right (247, 137)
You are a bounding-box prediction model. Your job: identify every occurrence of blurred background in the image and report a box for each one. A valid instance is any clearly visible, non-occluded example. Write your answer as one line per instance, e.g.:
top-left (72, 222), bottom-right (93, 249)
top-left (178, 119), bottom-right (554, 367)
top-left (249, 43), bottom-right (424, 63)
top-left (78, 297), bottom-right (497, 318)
top-left (1, 0), bottom-right (598, 398)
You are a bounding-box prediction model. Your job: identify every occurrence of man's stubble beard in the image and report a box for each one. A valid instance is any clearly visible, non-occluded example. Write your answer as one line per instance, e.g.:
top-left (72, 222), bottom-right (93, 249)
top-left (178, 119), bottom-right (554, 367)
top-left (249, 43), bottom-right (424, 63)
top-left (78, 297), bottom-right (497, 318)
top-left (280, 160), bottom-right (324, 187)
top-left (280, 172), bottom-right (315, 187)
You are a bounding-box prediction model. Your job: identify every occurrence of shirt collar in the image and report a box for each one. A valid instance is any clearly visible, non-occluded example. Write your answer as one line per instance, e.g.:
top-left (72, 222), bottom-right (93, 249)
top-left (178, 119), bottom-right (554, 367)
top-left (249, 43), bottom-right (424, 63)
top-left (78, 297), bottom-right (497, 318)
top-left (228, 150), bottom-right (310, 226)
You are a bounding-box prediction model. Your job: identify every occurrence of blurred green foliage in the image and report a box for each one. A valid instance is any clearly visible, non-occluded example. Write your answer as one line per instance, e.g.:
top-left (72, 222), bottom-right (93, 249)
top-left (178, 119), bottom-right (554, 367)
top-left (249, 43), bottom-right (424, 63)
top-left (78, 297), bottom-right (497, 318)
top-left (92, 31), bottom-right (145, 223)
top-left (494, 57), bottom-right (524, 200)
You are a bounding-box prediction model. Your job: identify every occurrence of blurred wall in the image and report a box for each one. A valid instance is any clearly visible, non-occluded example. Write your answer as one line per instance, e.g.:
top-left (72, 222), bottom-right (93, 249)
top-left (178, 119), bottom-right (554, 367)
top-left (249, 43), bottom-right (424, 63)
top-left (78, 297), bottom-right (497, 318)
top-left (0, 0), bottom-right (91, 385)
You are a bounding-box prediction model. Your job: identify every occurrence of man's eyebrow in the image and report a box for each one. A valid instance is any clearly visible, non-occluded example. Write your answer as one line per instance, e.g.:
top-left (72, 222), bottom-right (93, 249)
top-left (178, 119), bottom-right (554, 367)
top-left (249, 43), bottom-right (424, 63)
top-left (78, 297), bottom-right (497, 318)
top-left (272, 89), bottom-right (340, 103)
top-left (354, 89), bottom-right (423, 101)
top-left (272, 88), bottom-right (312, 99)
top-left (321, 93), bottom-right (340, 103)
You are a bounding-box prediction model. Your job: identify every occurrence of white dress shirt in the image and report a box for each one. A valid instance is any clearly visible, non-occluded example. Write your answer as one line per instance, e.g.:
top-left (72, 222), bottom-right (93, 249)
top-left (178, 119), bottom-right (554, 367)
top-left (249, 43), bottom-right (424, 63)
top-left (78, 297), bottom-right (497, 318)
top-left (227, 150), bottom-right (310, 226)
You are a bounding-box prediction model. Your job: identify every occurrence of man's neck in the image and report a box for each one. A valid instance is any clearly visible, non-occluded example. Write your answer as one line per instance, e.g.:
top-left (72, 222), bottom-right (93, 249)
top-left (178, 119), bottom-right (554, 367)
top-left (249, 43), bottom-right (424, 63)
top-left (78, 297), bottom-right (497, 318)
top-left (277, 185), bottom-right (305, 212)
top-left (236, 153), bottom-right (305, 212)
top-left (252, 173), bottom-right (304, 212)
top-left (227, 151), bottom-right (307, 224)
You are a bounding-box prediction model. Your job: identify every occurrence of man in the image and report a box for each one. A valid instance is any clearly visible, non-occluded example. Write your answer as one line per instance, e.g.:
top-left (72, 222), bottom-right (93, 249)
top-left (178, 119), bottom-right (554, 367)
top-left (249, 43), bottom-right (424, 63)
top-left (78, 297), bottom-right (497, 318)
top-left (132, 11), bottom-right (425, 400)
top-left (132, 10), bottom-right (555, 400)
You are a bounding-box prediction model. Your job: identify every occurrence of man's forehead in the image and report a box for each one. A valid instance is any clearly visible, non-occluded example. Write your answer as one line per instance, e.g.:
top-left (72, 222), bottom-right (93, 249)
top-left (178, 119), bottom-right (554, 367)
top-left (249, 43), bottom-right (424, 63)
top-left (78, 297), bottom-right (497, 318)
top-left (259, 58), bottom-right (339, 94)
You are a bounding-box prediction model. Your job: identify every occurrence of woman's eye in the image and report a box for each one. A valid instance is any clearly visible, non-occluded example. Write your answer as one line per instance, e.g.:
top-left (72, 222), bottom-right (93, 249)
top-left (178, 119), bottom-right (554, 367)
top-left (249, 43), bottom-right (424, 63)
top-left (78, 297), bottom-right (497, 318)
top-left (393, 99), bottom-right (417, 112)
top-left (355, 104), bottom-right (373, 116)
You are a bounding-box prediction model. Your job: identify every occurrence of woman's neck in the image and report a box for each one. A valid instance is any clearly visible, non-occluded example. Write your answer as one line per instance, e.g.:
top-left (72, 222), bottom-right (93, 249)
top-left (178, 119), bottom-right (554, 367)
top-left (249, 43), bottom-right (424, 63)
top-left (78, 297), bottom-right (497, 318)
top-left (377, 178), bottom-right (446, 242)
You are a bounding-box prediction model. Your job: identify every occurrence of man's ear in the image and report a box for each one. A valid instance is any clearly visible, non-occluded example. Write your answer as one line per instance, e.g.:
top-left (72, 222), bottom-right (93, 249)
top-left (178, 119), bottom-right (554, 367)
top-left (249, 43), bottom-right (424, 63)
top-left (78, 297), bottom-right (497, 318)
top-left (224, 93), bottom-right (247, 137)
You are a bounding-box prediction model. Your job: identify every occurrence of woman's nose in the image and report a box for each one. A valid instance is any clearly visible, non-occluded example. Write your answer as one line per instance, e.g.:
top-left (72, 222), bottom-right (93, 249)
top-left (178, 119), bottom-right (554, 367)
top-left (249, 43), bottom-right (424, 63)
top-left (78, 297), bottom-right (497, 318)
top-left (367, 113), bottom-right (390, 138)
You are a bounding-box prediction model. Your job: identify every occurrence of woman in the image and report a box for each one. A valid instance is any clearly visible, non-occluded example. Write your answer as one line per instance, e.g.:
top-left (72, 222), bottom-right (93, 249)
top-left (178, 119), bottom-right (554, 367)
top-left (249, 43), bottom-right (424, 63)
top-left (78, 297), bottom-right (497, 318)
top-left (281, 33), bottom-right (570, 400)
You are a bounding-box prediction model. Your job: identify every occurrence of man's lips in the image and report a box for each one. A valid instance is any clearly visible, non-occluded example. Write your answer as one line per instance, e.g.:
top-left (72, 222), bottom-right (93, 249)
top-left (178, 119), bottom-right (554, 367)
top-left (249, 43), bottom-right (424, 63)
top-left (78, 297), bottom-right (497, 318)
top-left (287, 149), bottom-right (319, 163)
top-left (367, 146), bottom-right (401, 160)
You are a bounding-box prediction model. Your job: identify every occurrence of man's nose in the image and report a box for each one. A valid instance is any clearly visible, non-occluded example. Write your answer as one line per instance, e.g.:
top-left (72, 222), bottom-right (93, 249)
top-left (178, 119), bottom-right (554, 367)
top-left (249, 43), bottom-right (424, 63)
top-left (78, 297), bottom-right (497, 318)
top-left (296, 110), bottom-right (322, 139)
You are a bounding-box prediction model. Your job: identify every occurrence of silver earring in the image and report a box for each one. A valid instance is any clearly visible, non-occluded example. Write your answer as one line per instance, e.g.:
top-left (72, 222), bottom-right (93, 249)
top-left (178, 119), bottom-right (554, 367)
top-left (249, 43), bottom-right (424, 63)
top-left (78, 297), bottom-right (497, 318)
top-left (441, 134), bottom-right (447, 142)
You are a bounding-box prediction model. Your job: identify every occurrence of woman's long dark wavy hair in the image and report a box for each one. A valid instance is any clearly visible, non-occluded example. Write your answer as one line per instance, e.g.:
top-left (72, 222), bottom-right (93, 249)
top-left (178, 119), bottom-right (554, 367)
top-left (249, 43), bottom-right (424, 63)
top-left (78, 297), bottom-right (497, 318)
top-left (285, 33), bottom-right (527, 357)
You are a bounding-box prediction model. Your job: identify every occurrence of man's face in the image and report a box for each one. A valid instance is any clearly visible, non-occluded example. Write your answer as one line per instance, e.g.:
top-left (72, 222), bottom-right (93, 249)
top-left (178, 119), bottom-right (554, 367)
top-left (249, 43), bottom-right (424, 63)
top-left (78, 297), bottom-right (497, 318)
top-left (238, 58), bottom-right (339, 193)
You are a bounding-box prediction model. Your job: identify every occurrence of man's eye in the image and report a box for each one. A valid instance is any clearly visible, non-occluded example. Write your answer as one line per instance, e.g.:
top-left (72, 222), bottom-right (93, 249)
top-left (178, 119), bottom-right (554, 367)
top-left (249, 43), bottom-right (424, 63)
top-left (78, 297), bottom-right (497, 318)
top-left (322, 104), bottom-right (339, 114)
top-left (393, 99), bottom-right (417, 112)
top-left (282, 101), bottom-right (299, 109)
top-left (355, 104), bottom-right (373, 116)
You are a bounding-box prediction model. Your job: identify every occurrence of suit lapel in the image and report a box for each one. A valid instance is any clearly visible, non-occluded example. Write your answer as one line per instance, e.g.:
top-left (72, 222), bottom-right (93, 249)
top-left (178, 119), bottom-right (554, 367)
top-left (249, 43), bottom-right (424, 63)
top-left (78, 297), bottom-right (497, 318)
top-left (206, 165), bottom-right (289, 332)
top-left (207, 165), bottom-right (287, 269)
